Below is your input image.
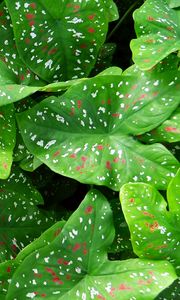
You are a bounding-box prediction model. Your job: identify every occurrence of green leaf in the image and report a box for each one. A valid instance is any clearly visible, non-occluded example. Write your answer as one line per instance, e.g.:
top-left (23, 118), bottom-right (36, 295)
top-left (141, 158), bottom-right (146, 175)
top-left (138, 107), bottom-right (180, 143)
top-left (155, 278), bottom-right (180, 299)
top-left (0, 221), bottom-right (65, 299)
top-left (167, 0), bottom-right (180, 8)
top-left (130, 0), bottom-right (180, 70)
top-left (0, 104), bottom-right (16, 179)
top-left (120, 169), bottom-right (180, 275)
top-left (17, 72), bottom-right (179, 190)
top-left (167, 168), bottom-right (180, 215)
top-left (6, 190), bottom-right (177, 300)
top-left (0, 166), bottom-right (57, 262)
top-left (0, 260), bottom-right (18, 299)
top-left (5, 0), bottom-right (118, 82)
top-left (0, 2), bottom-right (44, 86)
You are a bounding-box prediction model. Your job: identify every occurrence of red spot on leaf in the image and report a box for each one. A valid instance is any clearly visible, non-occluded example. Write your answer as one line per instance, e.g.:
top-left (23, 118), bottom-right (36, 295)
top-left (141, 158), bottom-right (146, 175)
top-left (143, 211), bottom-right (154, 218)
top-left (54, 228), bottom-right (62, 237)
top-left (41, 294), bottom-right (47, 298)
top-left (88, 27), bottom-right (95, 33)
top-left (77, 100), bottom-right (82, 109)
top-left (81, 156), bottom-right (87, 162)
top-left (129, 198), bottom-right (134, 203)
top-left (53, 150), bottom-right (61, 158)
top-left (80, 43), bottom-right (87, 49)
top-left (29, 20), bottom-right (35, 26)
top-left (122, 159), bottom-right (126, 164)
top-left (26, 13), bottom-right (35, 20)
top-left (106, 161), bottom-right (112, 170)
top-left (97, 295), bottom-right (106, 300)
top-left (0, 11), bottom-right (4, 17)
top-left (118, 284), bottom-right (132, 290)
top-left (73, 243), bottom-right (81, 252)
top-left (25, 38), bottom-right (31, 44)
top-left (6, 267), bottom-right (11, 273)
top-left (48, 48), bottom-right (58, 55)
top-left (66, 274), bottom-right (71, 280)
top-left (112, 113), bottom-right (120, 117)
top-left (30, 3), bottom-right (36, 9)
top-left (88, 14), bottom-right (96, 20)
top-left (113, 157), bottom-right (119, 163)
top-left (70, 153), bottom-right (76, 158)
top-left (53, 277), bottom-right (63, 284)
top-left (97, 145), bottom-right (103, 150)
top-left (147, 16), bottom-right (155, 21)
top-left (85, 206), bottom-right (93, 214)
top-left (165, 127), bottom-right (178, 133)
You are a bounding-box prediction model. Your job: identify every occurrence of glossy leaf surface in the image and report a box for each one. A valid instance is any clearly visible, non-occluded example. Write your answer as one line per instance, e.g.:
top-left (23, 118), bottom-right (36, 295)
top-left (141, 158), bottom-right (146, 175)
top-left (17, 73), bottom-right (179, 190)
top-left (131, 0), bottom-right (180, 70)
top-left (5, 0), bottom-right (118, 82)
top-left (120, 170), bottom-right (180, 274)
top-left (6, 190), bottom-right (176, 300)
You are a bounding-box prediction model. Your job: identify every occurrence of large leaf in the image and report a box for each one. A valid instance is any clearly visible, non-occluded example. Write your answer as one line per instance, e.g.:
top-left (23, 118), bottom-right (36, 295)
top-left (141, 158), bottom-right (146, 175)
top-left (0, 166), bottom-right (57, 262)
top-left (17, 72), bottom-right (179, 190)
top-left (120, 169), bottom-right (180, 275)
top-left (5, 0), bottom-right (118, 82)
top-left (6, 190), bottom-right (177, 300)
top-left (0, 2), bottom-right (44, 86)
top-left (0, 104), bottom-right (16, 179)
top-left (131, 0), bottom-right (180, 70)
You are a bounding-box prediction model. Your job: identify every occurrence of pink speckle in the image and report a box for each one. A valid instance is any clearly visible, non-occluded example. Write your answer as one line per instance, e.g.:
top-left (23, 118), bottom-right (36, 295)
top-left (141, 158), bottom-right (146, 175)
top-left (73, 243), bottom-right (81, 252)
top-left (106, 161), bottom-right (111, 170)
top-left (85, 206), bottom-right (93, 214)
top-left (165, 126), bottom-right (178, 133)
top-left (88, 27), bottom-right (95, 33)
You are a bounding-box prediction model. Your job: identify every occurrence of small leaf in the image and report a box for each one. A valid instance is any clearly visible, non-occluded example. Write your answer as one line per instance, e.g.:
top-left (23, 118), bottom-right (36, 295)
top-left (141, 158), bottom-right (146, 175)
top-left (0, 166), bottom-right (57, 262)
top-left (120, 170), bottom-right (180, 274)
top-left (6, 190), bottom-right (177, 299)
top-left (131, 0), bottom-right (180, 70)
top-left (138, 107), bottom-right (180, 143)
top-left (17, 72), bottom-right (179, 190)
top-left (0, 104), bottom-right (16, 179)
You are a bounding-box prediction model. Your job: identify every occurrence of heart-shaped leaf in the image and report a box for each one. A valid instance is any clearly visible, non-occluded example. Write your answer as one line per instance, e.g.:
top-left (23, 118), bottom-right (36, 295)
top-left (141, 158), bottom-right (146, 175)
top-left (0, 2), bottom-right (44, 86)
top-left (0, 166), bottom-right (57, 262)
top-left (120, 169), bottom-right (180, 275)
top-left (0, 104), bottom-right (16, 179)
top-left (6, 190), bottom-right (177, 300)
top-left (17, 72), bottom-right (179, 190)
top-left (130, 0), bottom-right (180, 70)
top-left (5, 0), bottom-right (118, 82)
top-left (138, 107), bottom-right (180, 144)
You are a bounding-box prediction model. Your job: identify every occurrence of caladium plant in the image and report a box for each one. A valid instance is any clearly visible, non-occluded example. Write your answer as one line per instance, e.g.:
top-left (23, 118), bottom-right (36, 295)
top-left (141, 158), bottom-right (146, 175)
top-left (0, 0), bottom-right (179, 298)
top-left (120, 169), bottom-right (180, 275)
top-left (5, 190), bottom-right (177, 300)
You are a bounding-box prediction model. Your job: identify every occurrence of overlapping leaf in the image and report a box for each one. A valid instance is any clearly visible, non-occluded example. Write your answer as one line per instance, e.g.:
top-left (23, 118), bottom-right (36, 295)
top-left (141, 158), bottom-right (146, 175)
top-left (17, 72), bottom-right (179, 190)
top-left (5, 0), bottom-right (118, 82)
top-left (0, 221), bottom-right (65, 299)
top-left (167, 0), bottom-right (180, 8)
top-left (6, 190), bottom-right (177, 300)
top-left (138, 107), bottom-right (180, 144)
top-left (120, 169), bottom-right (180, 275)
top-left (131, 0), bottom-right (180, 70)
top-left (0, 166), bottom-right (57, 262)
top-left (0, 104), bottom-right (16, 179)
top-left (0, 2), bottom-right (44, 86)
top-left (155, 278), bottom-right (180, 299)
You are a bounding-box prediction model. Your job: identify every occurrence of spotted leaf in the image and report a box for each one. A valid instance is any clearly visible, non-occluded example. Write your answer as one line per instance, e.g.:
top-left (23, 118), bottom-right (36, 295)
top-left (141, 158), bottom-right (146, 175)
top-left (130, 0), bottom-right (180, 70)
top-left (5, 0), bottom-right (118, 82)
top-left (120, 169), bottom-right (180, 275)
top-left (0, 221), bottom-right (65, 299)
top-left (155, 278), bottom-right (180, 299)
top-left (0, 104), bottom-right (16, 179)
top-left (6, 190), bottom-right (177, 300)
top-left (0, 166), bottom-right (57, 262)
top-left (0, 2), bottom-right (44, 86)
top-left (138, 107), bottom-right (180, 144)
top-left (17, 72), bottom-right (179, 191)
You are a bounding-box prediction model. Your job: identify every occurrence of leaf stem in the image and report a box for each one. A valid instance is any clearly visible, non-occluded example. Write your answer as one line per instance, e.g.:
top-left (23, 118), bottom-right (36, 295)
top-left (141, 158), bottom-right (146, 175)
top-left (107, 0), bottom-right (142, 41)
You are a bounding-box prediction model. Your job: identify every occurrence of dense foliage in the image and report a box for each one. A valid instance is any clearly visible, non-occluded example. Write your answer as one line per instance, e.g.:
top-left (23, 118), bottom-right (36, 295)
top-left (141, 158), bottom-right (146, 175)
top-left (0, 0), bottom-right (179, 299)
